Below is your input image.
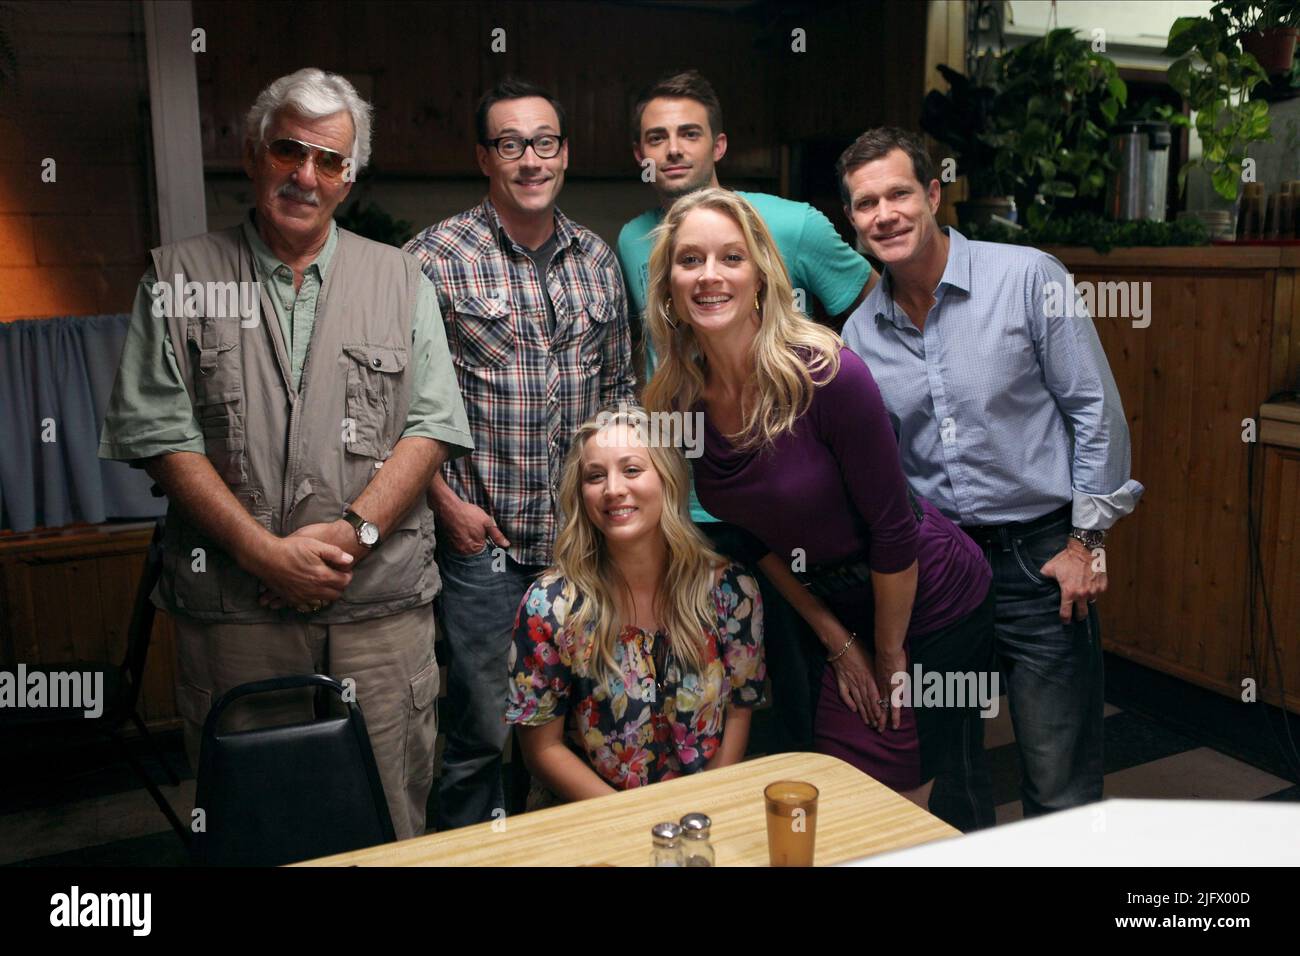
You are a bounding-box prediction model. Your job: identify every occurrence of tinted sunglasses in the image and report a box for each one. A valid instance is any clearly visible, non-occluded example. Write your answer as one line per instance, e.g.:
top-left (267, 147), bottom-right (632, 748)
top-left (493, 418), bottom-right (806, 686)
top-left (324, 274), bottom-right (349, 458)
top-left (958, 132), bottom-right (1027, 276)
top-left (263, 137), bottom-right (350, 181)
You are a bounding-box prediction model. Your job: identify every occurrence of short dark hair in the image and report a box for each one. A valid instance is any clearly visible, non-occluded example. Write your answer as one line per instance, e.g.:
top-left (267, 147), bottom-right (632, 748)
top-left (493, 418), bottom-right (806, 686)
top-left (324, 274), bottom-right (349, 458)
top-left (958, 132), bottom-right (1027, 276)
top-left (835, 127), bottom-right (937, 206)
top-left (476, 77), bottom-right (566, 145)
top-left (630, 69), bottom-right (723, 144)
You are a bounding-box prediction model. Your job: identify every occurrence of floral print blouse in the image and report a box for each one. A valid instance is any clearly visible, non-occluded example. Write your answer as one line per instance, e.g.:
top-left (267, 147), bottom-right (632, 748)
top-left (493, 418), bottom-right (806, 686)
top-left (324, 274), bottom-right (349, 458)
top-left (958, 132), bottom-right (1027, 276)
top-left (505, 563), bottom-right (766, 790)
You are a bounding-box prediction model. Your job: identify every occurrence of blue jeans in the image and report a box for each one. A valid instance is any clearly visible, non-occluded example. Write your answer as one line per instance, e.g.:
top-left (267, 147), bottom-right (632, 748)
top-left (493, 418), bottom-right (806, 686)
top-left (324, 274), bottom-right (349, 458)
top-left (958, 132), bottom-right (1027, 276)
top-left (434, 541), bottom-right (544, 831)
top-left (968, 511), bottom-right (1105, 816)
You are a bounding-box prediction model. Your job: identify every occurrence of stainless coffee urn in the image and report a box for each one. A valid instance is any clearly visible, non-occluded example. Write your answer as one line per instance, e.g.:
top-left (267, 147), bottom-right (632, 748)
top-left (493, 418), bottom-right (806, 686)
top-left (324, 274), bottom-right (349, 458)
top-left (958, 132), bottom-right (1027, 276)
top-left (1106, 121), bottom-right (1172, 222)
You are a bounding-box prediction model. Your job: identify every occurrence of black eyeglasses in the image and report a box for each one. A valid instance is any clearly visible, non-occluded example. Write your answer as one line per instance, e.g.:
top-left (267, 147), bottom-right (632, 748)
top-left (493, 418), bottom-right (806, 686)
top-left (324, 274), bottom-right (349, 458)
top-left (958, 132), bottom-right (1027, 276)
top-left (481, 134), bottom-right (565, 160)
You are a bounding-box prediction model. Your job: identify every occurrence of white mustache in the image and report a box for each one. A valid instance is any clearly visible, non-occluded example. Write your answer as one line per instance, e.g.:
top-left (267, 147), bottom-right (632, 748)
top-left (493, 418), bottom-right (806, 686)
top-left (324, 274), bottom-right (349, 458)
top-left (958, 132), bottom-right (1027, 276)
top-left (277, 182), bottom-right (319, 205)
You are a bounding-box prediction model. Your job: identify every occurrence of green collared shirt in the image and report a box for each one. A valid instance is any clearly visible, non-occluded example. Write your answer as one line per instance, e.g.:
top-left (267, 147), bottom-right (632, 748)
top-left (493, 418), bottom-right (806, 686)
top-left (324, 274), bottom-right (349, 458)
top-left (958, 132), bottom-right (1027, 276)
top-left (99, 216), bottom-right (473, 463)
top-left (243, 216), bottom-right (336, 390)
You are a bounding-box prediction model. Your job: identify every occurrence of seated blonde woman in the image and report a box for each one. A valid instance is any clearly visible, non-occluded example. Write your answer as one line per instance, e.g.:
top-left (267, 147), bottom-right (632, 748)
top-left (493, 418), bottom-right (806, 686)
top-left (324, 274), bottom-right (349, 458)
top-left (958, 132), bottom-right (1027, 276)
top-left (505, 404), bottom-right (766, 802)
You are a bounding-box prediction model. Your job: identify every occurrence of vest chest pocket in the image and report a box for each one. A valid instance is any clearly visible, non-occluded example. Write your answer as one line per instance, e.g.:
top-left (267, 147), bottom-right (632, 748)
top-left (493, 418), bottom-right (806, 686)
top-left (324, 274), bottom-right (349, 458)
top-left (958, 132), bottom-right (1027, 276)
top-left (343, 344), bottom-right (408, 459)
top-left (451, 294), bottom-right (514, 369)
top-left (186, 318), bottom-right (245, 485)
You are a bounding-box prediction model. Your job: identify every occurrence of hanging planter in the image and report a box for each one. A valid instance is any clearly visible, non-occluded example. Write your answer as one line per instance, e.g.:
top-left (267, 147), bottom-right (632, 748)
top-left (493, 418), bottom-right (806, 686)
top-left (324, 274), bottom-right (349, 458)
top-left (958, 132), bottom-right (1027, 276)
top-left (1239, 27), bottom-right (1298, 75)
top-left (1165, 12), bottom-right (1273, 201)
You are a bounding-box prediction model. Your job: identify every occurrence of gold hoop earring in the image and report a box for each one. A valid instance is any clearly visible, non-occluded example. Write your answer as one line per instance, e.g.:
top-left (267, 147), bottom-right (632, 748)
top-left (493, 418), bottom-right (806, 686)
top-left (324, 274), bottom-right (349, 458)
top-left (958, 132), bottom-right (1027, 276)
top-left (754, 293), bottom-right (761, 314)
top-left (660, 300), bottom-right (678, 330)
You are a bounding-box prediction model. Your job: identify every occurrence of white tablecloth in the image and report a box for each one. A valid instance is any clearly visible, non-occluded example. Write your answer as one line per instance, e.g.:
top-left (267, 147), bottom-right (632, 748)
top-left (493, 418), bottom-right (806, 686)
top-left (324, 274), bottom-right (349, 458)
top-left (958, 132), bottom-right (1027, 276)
top-left (843, 799), bottom-right (1300, 866)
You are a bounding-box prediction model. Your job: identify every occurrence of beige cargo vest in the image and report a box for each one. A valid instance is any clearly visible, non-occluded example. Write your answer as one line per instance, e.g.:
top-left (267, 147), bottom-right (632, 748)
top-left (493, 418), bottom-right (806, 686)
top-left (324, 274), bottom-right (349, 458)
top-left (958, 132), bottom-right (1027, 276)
top-left (151, 224), bottom-right (436, 624)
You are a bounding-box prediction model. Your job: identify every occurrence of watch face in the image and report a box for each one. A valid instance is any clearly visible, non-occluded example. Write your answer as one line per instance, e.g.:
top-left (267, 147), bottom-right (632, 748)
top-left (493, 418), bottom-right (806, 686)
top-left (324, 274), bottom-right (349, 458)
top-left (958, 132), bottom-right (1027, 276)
top-left (359, 522), bottom-right (380, 547)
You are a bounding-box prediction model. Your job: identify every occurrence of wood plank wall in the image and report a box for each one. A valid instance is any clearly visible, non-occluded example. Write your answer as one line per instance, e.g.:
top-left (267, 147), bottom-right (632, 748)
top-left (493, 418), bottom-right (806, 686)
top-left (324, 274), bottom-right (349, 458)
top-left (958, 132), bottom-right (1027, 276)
top-left (1056, 248), bottom-right (1300, 709)
top-left (1256, 442), bottom-right (1300, 713)
top-left (191, 0), bottom-right (781, 177)
top-left (190, 0), bottom-right (929, 178)
top-left (0, 1), bottom-right (153, 320)
top-left (0, 525), bottom-right (178, 726)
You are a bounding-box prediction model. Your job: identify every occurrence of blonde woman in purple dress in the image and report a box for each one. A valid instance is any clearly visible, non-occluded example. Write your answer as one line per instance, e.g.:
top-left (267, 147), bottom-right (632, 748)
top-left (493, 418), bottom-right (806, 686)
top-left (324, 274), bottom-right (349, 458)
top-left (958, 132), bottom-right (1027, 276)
top-left (644, 188), bottom-right (994, 811)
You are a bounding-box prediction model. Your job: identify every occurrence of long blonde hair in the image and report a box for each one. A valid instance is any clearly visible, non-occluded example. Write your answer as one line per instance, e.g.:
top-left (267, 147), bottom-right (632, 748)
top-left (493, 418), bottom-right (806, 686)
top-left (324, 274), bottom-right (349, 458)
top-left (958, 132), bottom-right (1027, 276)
top-left (642, 187), bottom-right (844, 449)
top-left (548, 404), bottom-right (724, 689)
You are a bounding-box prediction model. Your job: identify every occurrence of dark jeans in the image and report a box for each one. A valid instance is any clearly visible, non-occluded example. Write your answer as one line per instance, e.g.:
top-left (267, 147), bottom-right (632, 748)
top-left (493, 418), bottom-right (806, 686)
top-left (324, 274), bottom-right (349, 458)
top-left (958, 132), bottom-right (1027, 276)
top-left (965, 510), bottom-right (1105, 817)
top-left (434, 540), bottom-right (545, 831)
top-left (702, 522), bottom-right (816, 752)
top-left (911, 586), bottom-right (998, 831)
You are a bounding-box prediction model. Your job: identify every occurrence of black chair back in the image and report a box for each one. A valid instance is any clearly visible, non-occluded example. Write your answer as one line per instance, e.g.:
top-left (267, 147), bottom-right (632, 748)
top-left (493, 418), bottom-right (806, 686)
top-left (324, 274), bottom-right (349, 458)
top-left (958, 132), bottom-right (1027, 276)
top-left (191, 674), bottom-right (396, 866)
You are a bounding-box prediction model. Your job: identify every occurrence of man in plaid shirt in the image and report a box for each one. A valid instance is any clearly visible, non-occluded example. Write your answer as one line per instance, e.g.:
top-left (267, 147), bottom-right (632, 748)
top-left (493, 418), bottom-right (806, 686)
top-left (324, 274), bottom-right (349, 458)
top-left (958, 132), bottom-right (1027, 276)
top-left (404, 78), bottom-right (635, 829)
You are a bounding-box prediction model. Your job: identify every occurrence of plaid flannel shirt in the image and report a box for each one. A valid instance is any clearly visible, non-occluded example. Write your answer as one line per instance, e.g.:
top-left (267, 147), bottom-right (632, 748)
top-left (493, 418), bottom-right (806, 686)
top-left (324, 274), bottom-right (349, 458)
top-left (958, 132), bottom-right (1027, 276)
top-left (404, 199), bottom-right (636, 566)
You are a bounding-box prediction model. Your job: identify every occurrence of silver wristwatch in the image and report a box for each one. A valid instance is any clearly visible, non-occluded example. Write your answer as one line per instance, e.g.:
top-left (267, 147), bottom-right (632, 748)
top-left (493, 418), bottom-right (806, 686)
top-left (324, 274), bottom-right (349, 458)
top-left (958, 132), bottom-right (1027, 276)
top-left (1068, 527), bottom-right (1106, 550)
top-left (344, 508), bottom-right (380, 549)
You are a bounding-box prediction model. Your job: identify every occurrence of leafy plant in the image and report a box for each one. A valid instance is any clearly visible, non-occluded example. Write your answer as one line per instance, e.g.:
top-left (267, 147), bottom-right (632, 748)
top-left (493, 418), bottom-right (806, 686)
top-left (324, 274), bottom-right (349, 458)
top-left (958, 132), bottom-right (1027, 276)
top-left (1212, 1), bottom-right (1300, 33)
top-left (920, 55), bottom-right (1015, 198)
top-left (922, 29), bottom-right (1127, 226)
top-left (1165, 14), bottom-right (1272, 200)
top-left (335, 200), bottom-right (413, 247)
top-left (1121, 97), bottom-right (1192, 131)
top-left (994, 28), bottom-right (1127, 226)
top-left (964, 212), bottom-right (1210, 253)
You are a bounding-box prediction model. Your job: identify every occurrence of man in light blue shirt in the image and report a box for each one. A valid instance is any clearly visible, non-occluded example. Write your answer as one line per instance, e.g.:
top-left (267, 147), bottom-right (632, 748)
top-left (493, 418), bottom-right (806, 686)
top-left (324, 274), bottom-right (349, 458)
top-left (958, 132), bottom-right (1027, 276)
top-left (837, 127), bottom-right (1143, 820)
top-left (618, 69), bottom-right (874, 754)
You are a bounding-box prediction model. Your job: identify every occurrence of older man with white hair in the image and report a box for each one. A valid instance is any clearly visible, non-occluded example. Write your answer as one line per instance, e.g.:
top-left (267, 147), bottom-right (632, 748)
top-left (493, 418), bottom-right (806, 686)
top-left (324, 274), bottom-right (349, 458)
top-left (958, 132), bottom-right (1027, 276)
top-left (100, 68), bottom-right (472, 840)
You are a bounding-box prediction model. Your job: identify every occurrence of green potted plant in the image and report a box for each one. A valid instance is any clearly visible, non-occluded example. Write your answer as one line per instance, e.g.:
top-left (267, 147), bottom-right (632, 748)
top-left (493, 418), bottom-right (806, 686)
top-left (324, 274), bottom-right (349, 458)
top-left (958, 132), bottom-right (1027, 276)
top-left (994, 28), bottom-right (1127, 226)
top-left (1165, 13), bottom-right (1272, 200)
top-left (1215, 0), bottom-right (1300, 76)
top-left (920, 54), bottom-right (1018, 228)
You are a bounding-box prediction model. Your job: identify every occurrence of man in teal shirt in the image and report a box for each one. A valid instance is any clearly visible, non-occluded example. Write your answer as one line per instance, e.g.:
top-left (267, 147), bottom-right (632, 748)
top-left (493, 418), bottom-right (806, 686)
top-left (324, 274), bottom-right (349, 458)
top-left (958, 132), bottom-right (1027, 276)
top-left (618, 68), bottom-right (873, 376)
top-left (617, 69), bottom-right (873, 751)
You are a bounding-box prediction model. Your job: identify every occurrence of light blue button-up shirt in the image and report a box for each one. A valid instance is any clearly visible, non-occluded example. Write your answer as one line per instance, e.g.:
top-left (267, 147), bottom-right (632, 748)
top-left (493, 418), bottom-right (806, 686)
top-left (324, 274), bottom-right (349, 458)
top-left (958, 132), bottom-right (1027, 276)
top-left (842, 228), bottom-right (1143, 530)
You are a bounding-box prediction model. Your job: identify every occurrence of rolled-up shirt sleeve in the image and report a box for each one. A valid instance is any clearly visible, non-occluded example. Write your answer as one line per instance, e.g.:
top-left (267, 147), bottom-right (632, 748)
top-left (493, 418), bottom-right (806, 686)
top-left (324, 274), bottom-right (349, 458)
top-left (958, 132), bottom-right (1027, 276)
top-left (400, 276), bottom-right (474, 458)
top-left (98, 267), bottom-right (206, 464)
top-left (1029, 257), bottom-right (1144, 530)
top-left (820, 351), bottom-right (919, 573)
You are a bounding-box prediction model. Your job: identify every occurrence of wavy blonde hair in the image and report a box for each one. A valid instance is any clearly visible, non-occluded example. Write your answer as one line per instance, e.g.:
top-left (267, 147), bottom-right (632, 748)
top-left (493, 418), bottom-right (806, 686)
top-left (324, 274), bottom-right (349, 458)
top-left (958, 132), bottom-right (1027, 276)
top-left (642, 187), bottom-right (844, 449)
top-left (547, 404), bottom-right (724, 689)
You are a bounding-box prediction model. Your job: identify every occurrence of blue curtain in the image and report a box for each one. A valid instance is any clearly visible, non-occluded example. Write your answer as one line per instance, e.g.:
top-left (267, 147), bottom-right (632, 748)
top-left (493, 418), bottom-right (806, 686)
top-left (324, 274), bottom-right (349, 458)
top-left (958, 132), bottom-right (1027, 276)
top-left (0, 314), bottom-right (166, 532)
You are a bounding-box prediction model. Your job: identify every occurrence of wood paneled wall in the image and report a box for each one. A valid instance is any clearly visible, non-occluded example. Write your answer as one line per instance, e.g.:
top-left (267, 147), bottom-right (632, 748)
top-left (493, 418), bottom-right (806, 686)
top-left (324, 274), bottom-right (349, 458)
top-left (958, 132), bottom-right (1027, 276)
top-left (0, 1), bottom-right (153, 320)
top-left (1256, 411), bottom-right (1300, 714)
top-left (1054, 246), bottom-right (1300, 711)
top-left (192, 0), bottom-right (781, 178)
top-left (0, 524), bottom-right (178, 726)
top-left (190, 0), bottom-right (930, 179)
top-left (770, 0), bottom-right (930, 143)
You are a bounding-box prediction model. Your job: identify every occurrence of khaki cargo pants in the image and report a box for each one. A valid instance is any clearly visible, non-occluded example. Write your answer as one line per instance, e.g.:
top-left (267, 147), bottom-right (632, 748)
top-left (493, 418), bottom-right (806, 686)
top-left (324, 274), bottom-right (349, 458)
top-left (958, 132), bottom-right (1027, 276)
top-left (174, 605), bottom-right (439, 842)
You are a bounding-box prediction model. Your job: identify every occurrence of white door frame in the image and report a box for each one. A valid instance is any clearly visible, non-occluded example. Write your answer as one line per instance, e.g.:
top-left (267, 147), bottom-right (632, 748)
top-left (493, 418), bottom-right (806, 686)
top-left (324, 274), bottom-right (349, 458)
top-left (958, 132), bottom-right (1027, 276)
top-left (142, 0), bottom-right (207, 243)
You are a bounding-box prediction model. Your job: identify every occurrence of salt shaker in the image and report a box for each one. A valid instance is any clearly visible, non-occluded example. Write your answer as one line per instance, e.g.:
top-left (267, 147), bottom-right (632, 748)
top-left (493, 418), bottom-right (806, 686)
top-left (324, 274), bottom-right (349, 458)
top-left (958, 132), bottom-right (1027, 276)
top-left (679, 812), bottom-right (716, 867)
top-left (650, 821), bottom-right (684, 867)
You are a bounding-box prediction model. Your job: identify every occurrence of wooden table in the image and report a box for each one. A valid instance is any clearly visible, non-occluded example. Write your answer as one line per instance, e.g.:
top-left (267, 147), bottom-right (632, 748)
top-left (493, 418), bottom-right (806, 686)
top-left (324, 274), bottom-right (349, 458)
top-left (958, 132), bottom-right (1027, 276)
top-left (298, 752), bottom-right (960, 867)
